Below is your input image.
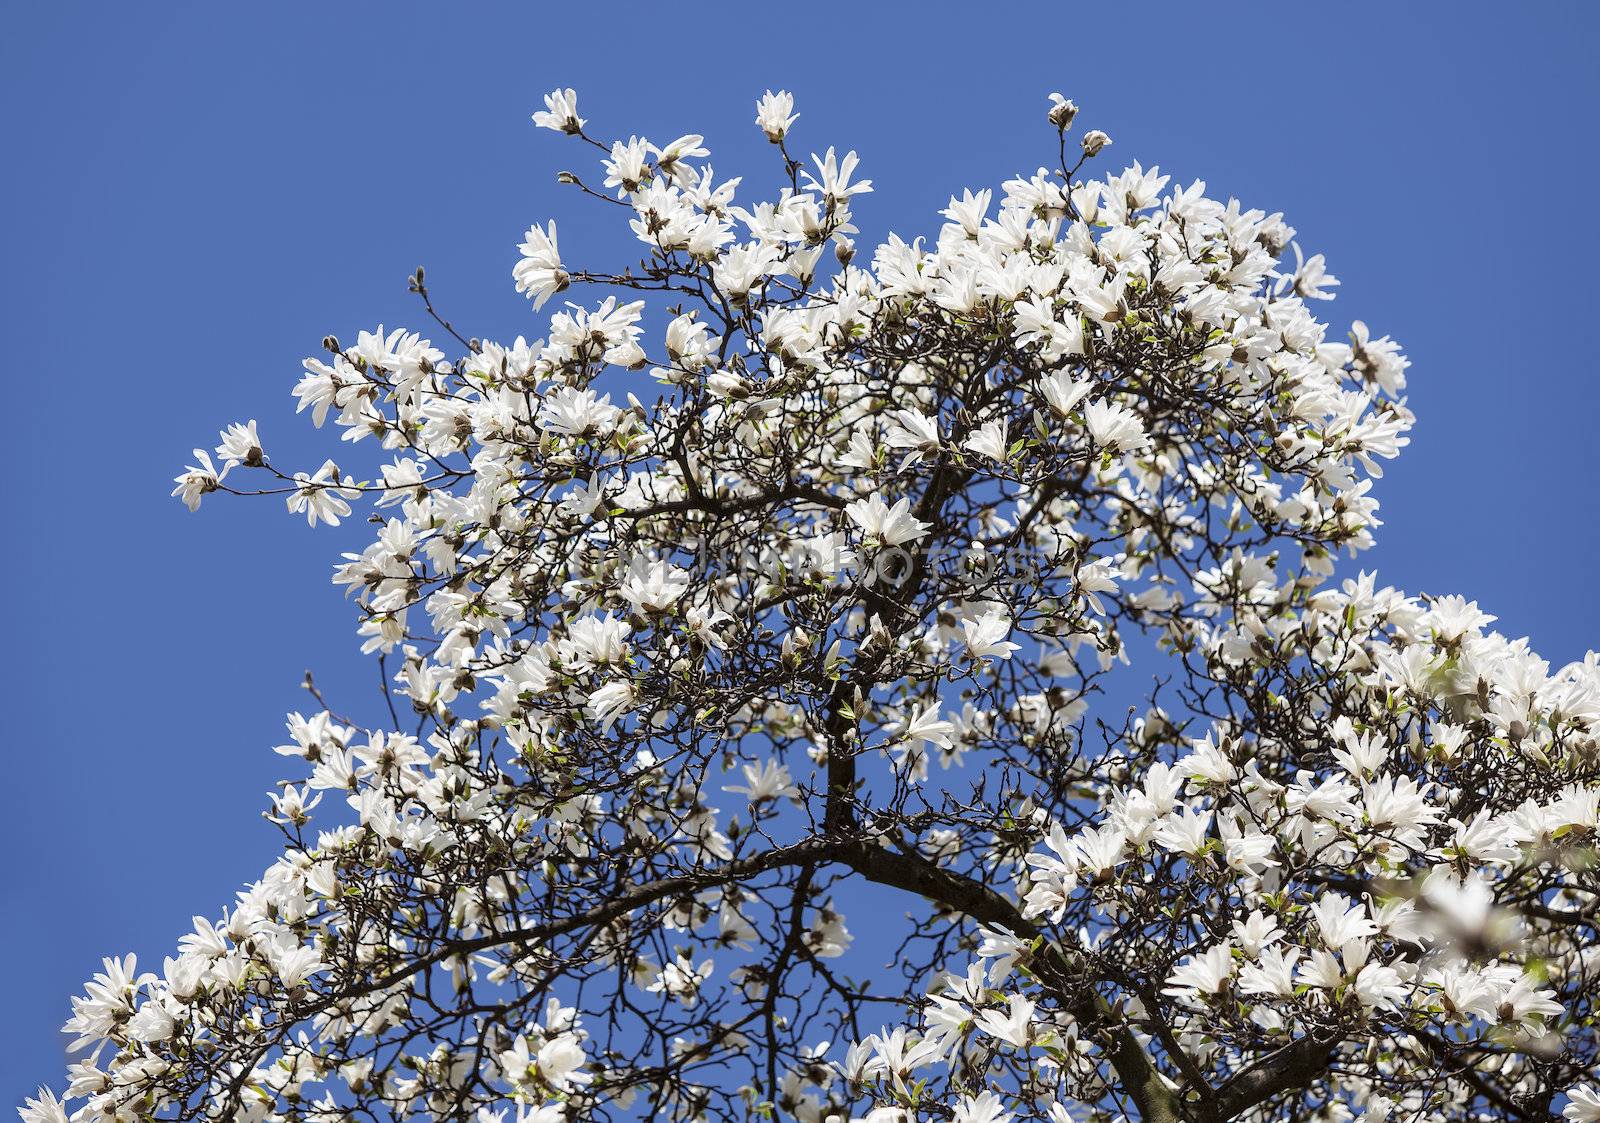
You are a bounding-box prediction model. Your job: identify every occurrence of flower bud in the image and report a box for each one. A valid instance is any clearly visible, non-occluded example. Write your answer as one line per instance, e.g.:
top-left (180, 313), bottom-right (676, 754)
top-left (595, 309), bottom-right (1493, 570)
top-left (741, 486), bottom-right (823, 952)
top-left (1047, 93), bottom-right (1078, 131)
top-left (1081, 130), bottom-right (1112, 157)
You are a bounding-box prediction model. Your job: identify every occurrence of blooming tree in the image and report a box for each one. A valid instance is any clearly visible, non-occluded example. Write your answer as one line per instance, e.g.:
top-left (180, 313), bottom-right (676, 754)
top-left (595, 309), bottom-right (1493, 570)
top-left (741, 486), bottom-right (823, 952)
top-left (29, 89), bottom-right (1600, 1123)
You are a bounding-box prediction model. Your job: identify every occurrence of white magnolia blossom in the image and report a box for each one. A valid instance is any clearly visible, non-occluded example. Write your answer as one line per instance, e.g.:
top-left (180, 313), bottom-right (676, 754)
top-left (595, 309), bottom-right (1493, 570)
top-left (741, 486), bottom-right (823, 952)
top-left (32, 89), bottom-right (1600, 1123)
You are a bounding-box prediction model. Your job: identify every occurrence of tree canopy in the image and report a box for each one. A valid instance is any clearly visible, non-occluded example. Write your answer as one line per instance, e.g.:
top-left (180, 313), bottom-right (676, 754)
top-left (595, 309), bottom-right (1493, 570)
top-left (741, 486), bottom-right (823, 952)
top-left (29, 89), bottom-right (1600, 1123)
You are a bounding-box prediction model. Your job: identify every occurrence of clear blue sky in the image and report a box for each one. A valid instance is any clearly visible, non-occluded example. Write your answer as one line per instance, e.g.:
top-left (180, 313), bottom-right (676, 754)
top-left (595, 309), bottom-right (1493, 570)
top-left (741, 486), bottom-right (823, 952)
top-left (4, 0), bottom-right (1598, 1105)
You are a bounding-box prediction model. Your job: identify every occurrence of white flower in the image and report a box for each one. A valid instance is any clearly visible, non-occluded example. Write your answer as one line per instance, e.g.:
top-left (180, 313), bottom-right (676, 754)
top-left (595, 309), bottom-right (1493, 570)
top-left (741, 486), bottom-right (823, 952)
top-left (972, 994), bottom-right (1036, 1048)
top-left (713, 243), bottom-right (778, 303)
top-left (647, 954), bottom-right (714, 1007)
top-left (845, 495), bottom-right (930, 547)
top-left (755, 89), bottom-right (798, 143)
top-left (723, 760), bottom-right (798, 805)
top-left (961, 611), bottom-right (1020, 661)
top-left (560, 614), bottom-right (631, 671)
top-left (1238, 946), bottom-right (1301, 998)
top-left (1495, 975), bottom-right (1564, 1026)
top-left (1076, 558), bottom-right (1120, 614)
top-left (1179, 736), bottom-right (1237, 786)
top-left (1288, 243), bottom-right (1340, 300)
top-left (1222, 828), bottom-right (1278, 873)
top-left (172, 449), bottom-right (230, 511)
top-left (18, 1088), bottom-right (71, 1123)
top-left (663, 313), bottom-right (716, 372)
top-left (899, 702), bottom-right (956, 751)
top-left (954, 1093), bottom-right (1013, 1123)
top-left (1565, 1085), bottom-right (1600, 1122)
top-left (884, 408), bottom-right (940, 460)
top-left (270, 944), bottom-right (325, 989)
top-left (1039, 370), bottom-right (1094, 419)
top-left (650, 133), bottom-right (708, 181)
top-left (536, 1033), bottom-right (591, 1090)
top-left (532, 88), bottom-right (584, 134)
top-left (1349, 960), bottom-right (1407, 1009)
top-left (513, 221), bottom-right (568, 309)
top-left (1232, 911), bottom-right (1283, 958)
top-left (215, 420), bottom-right (264, 467)
top-left (559, 476), bottom-right (607, 521)
top-left (962, 419), bottom-right (1009, 462)
top-left (802, 147), bottom-right (872, 204)
top-left (1082, 399), bottom-right (1149, 453)
top-left (1311, 893), bottom-right (1378, 955)
top-left (586, 680), bottom-right (635, 730)
top-left (1068, 823), bottom-right (1128, 880)
top-left (941, 188), bottom-right (990, 236)
top-left (539, 386), bottom-right (621, 439)
top-left (287, 460), bottom-right (355, 527)
top-left (620, 560), bottom-right (690, 615)
top-left (127, 996), bottom-right (178, 1043)
top-left (1163, 943), bottom-right (1234, 1001)
top-left (1151, 808), bottom-right (1213, 857)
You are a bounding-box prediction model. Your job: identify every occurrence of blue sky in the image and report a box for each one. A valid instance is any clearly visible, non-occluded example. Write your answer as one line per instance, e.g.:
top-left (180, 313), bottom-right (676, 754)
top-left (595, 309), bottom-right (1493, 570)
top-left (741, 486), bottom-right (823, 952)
top-left (4, 0), bottom-right (1598, 1105)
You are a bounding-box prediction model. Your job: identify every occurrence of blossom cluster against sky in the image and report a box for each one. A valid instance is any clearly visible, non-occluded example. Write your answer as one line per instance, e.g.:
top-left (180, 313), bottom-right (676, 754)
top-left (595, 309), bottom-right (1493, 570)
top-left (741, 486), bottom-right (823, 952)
top-left (2, 0), bottom-right (1597, 1105)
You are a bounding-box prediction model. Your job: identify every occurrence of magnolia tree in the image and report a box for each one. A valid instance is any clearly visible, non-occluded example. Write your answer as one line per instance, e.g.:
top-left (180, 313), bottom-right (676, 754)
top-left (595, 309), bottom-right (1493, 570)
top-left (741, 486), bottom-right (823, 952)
top-left (27, 89), bottom-right (1600, 1123)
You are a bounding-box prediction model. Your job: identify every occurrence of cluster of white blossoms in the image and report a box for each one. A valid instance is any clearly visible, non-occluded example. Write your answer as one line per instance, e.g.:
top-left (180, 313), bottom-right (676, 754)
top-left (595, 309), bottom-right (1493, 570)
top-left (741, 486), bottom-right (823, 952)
top-left (31, 88), bottom-right (1600, 1123)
